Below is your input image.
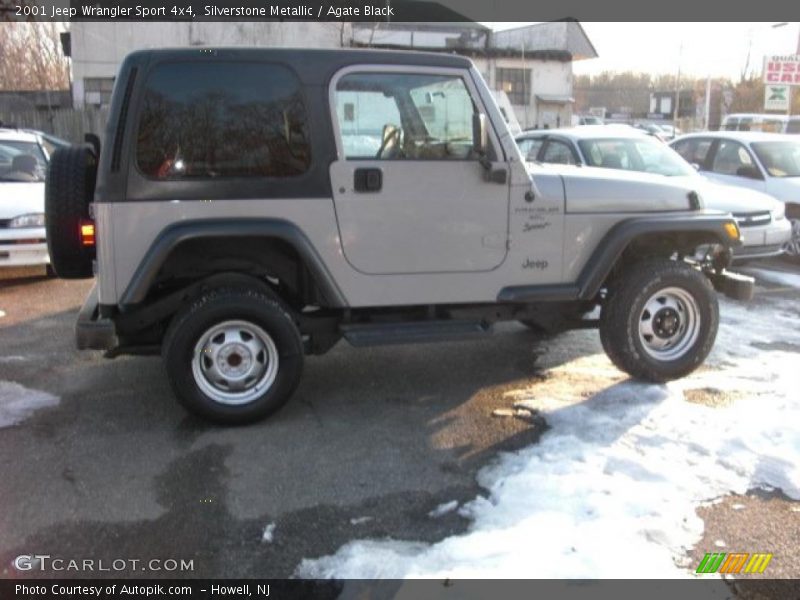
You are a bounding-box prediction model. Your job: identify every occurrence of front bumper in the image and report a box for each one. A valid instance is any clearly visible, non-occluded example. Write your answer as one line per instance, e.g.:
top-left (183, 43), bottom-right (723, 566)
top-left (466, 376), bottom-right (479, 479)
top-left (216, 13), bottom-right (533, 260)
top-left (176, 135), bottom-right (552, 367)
top-left (76, 284), bottom-right (118, 351)
top-left (732, 219), bottom-right (791, 261)
top-left (709, 270), bottom-right (755, 302)
top-left (0, 226), bottom-right (49, 267)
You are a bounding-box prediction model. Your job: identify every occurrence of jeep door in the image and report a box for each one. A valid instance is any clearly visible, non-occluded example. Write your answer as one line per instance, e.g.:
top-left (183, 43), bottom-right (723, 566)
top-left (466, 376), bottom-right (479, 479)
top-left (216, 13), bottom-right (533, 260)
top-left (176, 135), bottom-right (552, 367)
top-left (328, 66), bottom-right (509, 275)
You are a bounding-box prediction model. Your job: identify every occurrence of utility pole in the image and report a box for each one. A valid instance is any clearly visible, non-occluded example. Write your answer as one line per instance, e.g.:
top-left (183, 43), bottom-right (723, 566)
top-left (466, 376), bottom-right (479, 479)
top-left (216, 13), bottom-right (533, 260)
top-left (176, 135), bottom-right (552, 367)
top-left (673, 42), bottom-right (682, 131)
top-left (522, 41), bottom-right (529, 128)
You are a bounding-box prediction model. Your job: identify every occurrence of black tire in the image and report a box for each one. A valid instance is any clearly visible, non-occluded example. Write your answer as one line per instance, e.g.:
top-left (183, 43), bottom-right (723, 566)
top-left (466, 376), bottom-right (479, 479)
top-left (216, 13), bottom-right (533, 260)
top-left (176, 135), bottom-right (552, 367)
top-left (162, 287), bottom-right (304, 425)
top-left (44, 146), bottom-right (97, 279)
top-left (599, 260), bottom-right (718, 382)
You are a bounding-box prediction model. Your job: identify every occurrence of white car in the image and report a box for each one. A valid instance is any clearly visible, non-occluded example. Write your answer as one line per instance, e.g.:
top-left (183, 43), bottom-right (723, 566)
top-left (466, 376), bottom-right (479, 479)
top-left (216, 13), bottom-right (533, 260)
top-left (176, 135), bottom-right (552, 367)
top-left (516, 126), bottom-right (792, 260)
top-left (0, 129), bottom-right (49, 268)
top-left (670, 132), bottom-right (800, 258)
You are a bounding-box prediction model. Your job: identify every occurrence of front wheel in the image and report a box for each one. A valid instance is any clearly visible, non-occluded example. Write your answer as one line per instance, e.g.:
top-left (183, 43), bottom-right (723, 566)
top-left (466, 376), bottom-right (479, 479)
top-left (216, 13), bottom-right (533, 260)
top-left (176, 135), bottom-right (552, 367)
top-left (599, 260), bottom-right (719, 382)
top-left (162, 287), bottom-right (303, 424)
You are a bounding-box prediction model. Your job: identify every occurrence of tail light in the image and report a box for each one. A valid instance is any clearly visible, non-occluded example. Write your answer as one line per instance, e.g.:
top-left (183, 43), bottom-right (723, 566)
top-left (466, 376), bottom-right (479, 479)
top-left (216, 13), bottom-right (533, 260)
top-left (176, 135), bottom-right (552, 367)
top-left (79, 220), bottom-right (95, 247)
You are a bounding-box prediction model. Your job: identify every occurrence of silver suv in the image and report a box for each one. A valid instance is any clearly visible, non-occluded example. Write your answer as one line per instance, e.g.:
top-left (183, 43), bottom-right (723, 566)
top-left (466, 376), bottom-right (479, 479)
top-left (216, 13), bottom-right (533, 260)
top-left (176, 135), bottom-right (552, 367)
top-left (45, 49), bottom-right (752, 424)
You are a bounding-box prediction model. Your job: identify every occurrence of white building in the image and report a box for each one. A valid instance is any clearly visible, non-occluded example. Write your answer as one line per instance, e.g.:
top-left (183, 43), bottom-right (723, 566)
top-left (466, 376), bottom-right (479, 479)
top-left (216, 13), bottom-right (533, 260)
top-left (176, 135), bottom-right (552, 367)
top-left (66, 21), bottom-right (597, 129)
top-left (68, 22), bottom-right (351, 107)
top-left (351, 21), bottom-right (598, 130)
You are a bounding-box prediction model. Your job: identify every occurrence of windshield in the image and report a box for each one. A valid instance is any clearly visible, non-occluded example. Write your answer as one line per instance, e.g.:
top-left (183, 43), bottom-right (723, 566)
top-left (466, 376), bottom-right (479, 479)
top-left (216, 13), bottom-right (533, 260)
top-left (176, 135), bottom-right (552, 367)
top-left (0, 140), bottom-right (47, 182)
top-left (577, 137), bottom-right (695, 177)
top-left (751, 141), bottom-right (800, 178)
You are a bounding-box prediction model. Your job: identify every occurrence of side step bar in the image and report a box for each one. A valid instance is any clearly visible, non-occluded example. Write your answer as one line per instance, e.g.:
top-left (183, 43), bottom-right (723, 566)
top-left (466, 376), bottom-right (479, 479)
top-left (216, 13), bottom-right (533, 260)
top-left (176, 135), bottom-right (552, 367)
top-left (340, 320), bottom-right (491, 347)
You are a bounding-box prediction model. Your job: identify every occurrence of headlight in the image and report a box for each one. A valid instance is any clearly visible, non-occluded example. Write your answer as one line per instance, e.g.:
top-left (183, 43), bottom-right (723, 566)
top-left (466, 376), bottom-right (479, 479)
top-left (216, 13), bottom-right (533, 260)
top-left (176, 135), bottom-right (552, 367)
top-left (772, 203), bottom-right (786, 220)
top-left (7, 213), bottom-right (45, 228)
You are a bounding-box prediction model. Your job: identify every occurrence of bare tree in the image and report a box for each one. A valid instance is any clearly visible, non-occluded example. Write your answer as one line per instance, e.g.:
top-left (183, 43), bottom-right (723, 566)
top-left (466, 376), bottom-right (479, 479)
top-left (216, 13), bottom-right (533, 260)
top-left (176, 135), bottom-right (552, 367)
top-left (0, 23), bottom-right (69, 91)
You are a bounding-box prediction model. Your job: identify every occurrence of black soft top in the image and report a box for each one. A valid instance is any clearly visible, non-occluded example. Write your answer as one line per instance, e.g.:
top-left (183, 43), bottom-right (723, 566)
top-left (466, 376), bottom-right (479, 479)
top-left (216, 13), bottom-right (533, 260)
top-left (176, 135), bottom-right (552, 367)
top-left (123, 47), bottom-right (473, 80)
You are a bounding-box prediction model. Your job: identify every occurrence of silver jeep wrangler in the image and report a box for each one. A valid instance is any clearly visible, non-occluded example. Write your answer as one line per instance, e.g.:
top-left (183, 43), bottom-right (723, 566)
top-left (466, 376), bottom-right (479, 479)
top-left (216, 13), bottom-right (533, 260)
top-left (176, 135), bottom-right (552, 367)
top-left (45, 49), bottom-right (752, 424)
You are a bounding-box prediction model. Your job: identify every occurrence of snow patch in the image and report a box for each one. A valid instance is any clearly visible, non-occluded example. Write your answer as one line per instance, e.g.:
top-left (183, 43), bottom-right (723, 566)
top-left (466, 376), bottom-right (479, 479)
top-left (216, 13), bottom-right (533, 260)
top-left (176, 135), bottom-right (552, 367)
top-left (0, 309), bottom-right (5, 318)
top-left (0, 356), bottom-right (27, 363)
top-left (428, 501), bottom-right (458, 519)
top-left (350, 517), bottom-right (374, 526)
top-left (742, 267), bottom-right (800, 290)
top-left (261, 522), bottom-right (276, 543)
top-left (0, 381), bottom-right (59, 428)
top-left (297, 297), bottom-right (800, 579)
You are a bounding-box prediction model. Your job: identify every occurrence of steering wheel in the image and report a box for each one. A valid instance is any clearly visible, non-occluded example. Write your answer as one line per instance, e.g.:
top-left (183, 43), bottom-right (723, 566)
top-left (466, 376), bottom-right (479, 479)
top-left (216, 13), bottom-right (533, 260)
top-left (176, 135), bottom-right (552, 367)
top-left (376, 125), bottom-right (401, 159)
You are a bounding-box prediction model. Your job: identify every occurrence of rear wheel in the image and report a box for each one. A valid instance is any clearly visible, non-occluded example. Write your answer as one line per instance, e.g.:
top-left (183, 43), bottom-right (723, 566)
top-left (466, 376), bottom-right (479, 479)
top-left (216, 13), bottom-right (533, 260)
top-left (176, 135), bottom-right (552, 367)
top-left (162, 287), bottom-right (303, 424)
top-left (600, 260), bottom-right (718, 382)
top-left (44, 146), bottom-right (97, 279)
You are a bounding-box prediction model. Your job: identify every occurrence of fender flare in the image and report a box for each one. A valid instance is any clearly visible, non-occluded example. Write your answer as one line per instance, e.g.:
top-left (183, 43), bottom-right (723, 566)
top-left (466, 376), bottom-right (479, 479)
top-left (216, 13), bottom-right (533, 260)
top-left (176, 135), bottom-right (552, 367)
top-left (119, 219), bottom-right (347, 308)
top-left (576, 214), bottom-right (738, 299)
top-left (498, 213), bottom-right (739, 303)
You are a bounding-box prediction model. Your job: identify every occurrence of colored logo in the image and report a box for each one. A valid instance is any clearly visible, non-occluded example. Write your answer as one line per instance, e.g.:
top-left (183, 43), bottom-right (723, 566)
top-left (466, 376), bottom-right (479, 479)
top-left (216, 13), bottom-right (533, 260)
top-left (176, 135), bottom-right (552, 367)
top-left (768, 87), bottom-right (787, 102)
top-left (696, 552), bottom-right (773, 574)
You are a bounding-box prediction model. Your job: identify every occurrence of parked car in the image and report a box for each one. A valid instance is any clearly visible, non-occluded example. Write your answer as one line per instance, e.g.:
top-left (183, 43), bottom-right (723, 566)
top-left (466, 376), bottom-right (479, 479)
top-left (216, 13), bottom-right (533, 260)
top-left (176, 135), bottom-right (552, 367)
top-left (633, 122), bottom-right (669, 141)
top-left (572, 114), bottom-right (604, 126)
top-left (0, 129), bottom-right (50, 268)
top-left (23, 129), bottom-right (71, 157)
top-left (516, 126), bottom-right (791, 260)
top-left (670, 132), bottom-right (800, 258)
top-left (45, 48), bottom-right (750, 424)
top-left (721, 113), bottom-right (800, 134)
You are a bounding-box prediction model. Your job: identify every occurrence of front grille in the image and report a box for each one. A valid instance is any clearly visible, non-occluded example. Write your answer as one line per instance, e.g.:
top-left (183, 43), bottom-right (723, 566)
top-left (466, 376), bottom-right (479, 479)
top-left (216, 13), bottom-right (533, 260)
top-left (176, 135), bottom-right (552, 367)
top-left (733, 211), bottom-right (772, 228)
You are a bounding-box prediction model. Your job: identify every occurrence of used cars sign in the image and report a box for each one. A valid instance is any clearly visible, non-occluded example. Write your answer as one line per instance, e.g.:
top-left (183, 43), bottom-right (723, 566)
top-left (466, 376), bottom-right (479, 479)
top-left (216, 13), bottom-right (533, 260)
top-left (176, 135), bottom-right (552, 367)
top-left (763, 55), bottom-right (800, 85)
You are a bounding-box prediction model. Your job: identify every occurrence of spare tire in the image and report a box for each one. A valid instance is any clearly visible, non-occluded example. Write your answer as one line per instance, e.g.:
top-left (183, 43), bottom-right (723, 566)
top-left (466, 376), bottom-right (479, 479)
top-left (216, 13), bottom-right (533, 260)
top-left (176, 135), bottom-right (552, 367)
top-left (45, 146), bottom-right (97, 279)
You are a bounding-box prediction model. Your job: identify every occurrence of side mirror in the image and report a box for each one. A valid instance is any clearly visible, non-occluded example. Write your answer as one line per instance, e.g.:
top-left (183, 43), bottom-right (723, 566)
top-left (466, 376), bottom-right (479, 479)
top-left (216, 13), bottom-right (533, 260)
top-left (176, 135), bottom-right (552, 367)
top-left (472, 113), bottom-right (487, 157)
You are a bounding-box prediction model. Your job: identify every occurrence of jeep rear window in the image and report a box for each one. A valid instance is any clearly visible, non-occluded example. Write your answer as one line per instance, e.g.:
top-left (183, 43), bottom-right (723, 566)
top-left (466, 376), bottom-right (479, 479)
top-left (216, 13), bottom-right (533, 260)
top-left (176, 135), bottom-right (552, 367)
top-left (136, 62), bottom-right (310, 179)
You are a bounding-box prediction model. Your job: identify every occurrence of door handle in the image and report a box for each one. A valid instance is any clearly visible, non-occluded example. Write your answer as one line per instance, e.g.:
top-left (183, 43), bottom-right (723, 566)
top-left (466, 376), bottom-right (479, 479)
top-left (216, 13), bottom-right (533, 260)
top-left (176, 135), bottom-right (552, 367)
top-left (354, 168), bottom-right (382, 193)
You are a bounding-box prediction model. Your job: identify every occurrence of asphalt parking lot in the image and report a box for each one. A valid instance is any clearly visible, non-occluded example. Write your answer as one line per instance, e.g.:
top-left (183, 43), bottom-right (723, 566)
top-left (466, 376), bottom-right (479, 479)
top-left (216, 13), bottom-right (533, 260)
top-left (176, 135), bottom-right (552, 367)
top-left (0, 260), bottom-right (798, 580)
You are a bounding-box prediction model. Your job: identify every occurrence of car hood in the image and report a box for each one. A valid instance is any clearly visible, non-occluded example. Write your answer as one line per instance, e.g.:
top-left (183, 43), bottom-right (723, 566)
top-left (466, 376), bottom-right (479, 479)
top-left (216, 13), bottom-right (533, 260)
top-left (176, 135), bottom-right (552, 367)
top-left (0, 181), bottom-right (44, 219)
top-left (672, 176), bottom-right (783, 214)
top-left (764, 177), bottom-right (800, 203)
top-left (531, 164), bottom-right (700, 213)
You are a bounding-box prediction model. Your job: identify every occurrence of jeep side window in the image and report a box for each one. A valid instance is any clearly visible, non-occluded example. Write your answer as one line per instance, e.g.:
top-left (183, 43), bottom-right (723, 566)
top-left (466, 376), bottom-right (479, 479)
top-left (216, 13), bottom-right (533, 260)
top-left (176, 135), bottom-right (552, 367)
top-left (335, 87), bottom-right (402, 159)
top-left (335, 72), bottom-right (478, 160)
top-left (136, 62), bottom-right (311, 179)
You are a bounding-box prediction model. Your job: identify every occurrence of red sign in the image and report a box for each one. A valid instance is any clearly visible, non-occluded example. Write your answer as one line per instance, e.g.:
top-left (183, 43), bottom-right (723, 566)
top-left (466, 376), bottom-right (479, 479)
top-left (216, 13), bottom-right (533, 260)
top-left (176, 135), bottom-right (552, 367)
top-left (763, 55), bottom-right (800, 85)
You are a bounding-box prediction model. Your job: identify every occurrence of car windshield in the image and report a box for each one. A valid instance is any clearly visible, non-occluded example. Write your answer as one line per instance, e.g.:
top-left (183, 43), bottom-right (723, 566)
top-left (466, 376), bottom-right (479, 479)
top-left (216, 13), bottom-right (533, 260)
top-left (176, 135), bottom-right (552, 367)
top-left (578, 137), bottom-right (695, 177)
top-left (0, 140), bottom-right (47, 182)
top-left (751, 141), bottom-right (800, 178)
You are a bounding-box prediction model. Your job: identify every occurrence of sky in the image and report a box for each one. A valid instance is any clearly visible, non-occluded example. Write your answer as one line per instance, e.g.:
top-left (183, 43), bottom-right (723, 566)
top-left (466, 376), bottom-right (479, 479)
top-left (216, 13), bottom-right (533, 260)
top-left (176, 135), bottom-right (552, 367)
top-left (488, 22), bottom-right (800, 81)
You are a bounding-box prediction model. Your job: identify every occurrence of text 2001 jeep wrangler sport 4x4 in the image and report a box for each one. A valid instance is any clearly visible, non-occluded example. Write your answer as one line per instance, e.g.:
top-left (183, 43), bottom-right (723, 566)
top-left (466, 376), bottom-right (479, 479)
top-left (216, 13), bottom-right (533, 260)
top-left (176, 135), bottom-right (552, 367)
top-left (45, 49), bottom-right (753, 424)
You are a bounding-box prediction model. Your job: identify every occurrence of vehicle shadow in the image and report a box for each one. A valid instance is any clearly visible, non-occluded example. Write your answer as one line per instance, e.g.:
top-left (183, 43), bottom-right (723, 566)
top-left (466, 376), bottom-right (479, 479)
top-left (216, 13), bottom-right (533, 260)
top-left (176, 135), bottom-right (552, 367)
top-left (0, 308), bottom-right (666, 578)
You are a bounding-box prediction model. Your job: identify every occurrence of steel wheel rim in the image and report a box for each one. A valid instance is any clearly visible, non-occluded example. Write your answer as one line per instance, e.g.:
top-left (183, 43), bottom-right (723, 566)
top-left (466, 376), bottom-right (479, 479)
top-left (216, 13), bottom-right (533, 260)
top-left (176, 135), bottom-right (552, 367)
top-left (785, 218), bottom-right (800, 257)
top-left (638, 286), bottom-right (701, 361)
top-left (191, 320), bottom-right (279, 406)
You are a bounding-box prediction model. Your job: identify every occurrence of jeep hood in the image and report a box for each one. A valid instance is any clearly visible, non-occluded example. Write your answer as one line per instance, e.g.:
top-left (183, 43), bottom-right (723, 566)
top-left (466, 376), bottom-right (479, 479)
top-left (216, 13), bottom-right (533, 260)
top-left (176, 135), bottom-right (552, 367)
top-left (533, 165), bottom-right (699, 213)
top-left (0, 181), bottom-right (44, 219)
